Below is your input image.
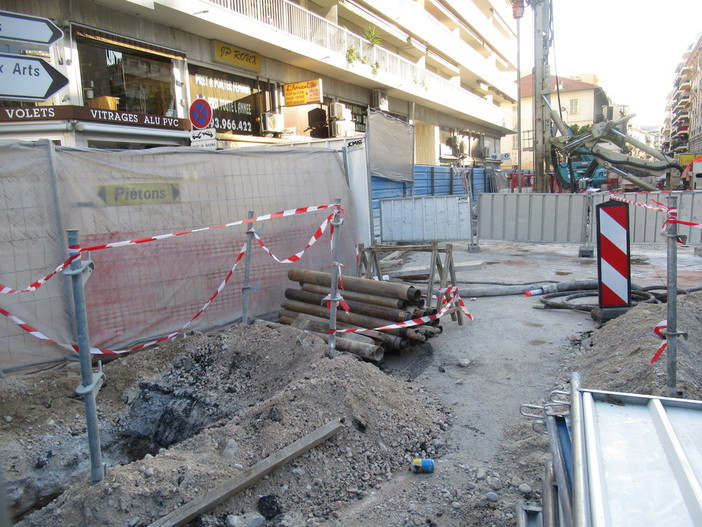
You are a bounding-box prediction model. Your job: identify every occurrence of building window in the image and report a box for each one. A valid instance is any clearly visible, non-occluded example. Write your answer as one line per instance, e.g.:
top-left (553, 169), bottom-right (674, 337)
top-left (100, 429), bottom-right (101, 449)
top-left (189, 65), bottom-right (271, 136)
top-left (569, 99), bottom-right (579, 116)
top-left (77, 36), bottom-right (176, 116)
top-left (522, 130), bottom-right (534, 150)
top-left (511, 134), bottom-right (518, 149)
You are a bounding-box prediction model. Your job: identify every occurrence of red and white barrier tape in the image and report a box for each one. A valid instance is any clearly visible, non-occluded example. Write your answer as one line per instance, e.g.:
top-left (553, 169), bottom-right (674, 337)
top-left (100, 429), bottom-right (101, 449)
top-left (0, 203), bottom-right (336, 295)
top-left (2, 210), bottom-right (335, 354)
top-left (651, 319), bottom-right (668, 364)
top-left (609, 194), bottom-right (702, 230)
top-left (331, 287), bottom-right (473, 334)
top-left (253, 211), bottom-right (336, 264)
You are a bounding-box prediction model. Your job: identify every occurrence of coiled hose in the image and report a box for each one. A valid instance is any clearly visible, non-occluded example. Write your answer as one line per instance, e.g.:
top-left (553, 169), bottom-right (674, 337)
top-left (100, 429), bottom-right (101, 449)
top-left (458, 280), bottom-right (702, 313)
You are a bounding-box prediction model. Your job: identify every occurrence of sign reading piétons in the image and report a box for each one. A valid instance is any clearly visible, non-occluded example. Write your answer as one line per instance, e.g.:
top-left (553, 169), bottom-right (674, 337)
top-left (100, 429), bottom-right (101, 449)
top-left (97, 183), bottom-right (181, 206)
top-left (283, 79), bottom-right (323, 107)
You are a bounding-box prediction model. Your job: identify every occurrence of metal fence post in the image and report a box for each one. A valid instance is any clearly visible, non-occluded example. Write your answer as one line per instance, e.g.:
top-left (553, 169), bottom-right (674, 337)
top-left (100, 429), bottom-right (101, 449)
top-left (242, 211), bottom-right (255, 324)
top-left (666, 194), bottom-right (681, 397)
top-left (327, 200), bottom-right (343, 358)
top-left (64, 230), bottom-right (105, 482)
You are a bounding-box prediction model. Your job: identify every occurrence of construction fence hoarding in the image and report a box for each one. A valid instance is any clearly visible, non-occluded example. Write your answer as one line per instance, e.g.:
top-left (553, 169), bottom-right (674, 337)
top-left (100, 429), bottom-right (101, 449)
top-left (0, 140), bottom-right (358, 373)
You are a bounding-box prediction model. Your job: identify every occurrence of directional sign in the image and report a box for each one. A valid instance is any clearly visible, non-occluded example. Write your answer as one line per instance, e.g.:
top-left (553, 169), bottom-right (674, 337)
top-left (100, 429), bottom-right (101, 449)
top-left (0, 53), bottom-right (69, 101)
top-left (97, 183), bottom-right (181, 206)
top-left (0, 10), bottom-right (64, 45)
top-left (189, 99), bottom-right (212, 130)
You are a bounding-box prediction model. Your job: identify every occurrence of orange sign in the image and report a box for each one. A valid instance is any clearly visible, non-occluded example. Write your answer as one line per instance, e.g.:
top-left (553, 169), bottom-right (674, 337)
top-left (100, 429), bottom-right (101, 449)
top-left (283, 79), bottom-right (323, 107)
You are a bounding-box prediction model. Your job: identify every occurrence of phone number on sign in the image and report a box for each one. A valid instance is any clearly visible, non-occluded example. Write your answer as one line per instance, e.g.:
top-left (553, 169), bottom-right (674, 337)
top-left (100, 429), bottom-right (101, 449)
top-left (213, 117), bottom-right (253, 133)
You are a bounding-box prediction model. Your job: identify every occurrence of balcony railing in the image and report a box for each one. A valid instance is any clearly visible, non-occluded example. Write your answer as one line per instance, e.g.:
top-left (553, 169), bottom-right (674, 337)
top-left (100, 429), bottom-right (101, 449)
top-left (204, 0), bottom-right (515, 130)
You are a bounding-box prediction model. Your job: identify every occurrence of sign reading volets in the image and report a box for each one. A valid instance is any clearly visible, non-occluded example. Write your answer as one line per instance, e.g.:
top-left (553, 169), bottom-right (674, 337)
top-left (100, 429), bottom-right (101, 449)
top-left (283, 79), bottom-right (323, 107)
top-left (212, 41), bottom-right (260, 72)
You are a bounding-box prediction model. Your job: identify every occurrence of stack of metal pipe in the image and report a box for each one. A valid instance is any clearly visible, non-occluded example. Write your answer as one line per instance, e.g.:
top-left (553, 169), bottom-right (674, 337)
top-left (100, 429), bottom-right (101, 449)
top-left (279, 269), bottom-right (442, 362)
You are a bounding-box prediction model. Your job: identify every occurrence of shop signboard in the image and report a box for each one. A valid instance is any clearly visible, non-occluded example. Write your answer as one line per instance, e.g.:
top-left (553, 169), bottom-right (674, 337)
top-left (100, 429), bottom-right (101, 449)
top-left (283, 79), bottom-right (323, 107)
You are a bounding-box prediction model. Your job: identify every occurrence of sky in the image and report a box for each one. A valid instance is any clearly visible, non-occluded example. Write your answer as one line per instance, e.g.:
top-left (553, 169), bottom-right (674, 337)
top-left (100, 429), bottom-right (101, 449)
top-left (517, 0), bottom-right (702, 128)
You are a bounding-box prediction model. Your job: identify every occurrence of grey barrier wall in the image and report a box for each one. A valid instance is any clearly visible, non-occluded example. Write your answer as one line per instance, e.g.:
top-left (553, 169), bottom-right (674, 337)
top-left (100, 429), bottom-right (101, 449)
top-left (380, 196), bottom-right (472, 242)
top-left (379, 191), bottom-right (702, 245)
top-left (0, 140), bottom-right (358, 373)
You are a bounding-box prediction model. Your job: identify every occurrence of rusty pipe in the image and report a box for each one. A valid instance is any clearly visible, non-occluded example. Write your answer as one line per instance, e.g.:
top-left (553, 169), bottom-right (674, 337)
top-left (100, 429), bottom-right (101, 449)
top-left (281, 299), bottom-right (404, 336)
top-left (265, 318), bottom-right (383, 361)
top-left (285, 288), bottom-right (412, 322)
top-left (289, 269), bottom-right (421, 303)
top-left (279, 309), bottom-right (408, 351)
top-left (301, 283), bottom-right (409, 309)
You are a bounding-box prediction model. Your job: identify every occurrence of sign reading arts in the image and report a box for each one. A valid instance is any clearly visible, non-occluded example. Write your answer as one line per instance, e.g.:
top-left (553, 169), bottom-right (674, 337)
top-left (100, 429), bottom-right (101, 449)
top-left (212, 41), bottom-right (260, 72)
top-left (284, 79), bottom-right (323, 107)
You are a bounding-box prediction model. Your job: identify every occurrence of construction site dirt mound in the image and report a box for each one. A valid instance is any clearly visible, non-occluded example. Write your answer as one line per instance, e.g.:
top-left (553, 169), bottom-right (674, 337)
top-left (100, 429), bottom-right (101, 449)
top-left (2, 291), bottom-right (702, 526)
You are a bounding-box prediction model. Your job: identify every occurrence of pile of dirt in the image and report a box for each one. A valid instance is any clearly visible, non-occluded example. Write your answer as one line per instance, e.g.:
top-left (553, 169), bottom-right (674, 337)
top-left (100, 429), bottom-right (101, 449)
top-left (3, 291), bottom-right (702, 526)
top-left (573, 290), bottom-right (702, 399)
top-left (3, 323), bottom-right (450, 526)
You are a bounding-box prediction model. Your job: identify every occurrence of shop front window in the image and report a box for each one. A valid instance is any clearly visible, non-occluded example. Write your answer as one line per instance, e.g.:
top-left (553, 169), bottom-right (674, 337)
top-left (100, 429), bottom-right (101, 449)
top-left (188, 65), bottom-right (270, 136)
top-left (77, 37), bottom-right (176, 116)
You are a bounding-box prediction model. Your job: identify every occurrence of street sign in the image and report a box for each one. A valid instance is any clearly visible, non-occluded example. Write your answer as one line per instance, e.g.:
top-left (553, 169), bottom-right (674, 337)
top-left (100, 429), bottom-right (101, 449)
top-left (97, 183), bottom-right (181, 206)
top-left (189, 127), bottom-right (216, 142)
top-left (0, 53), bottom-right (69, 101)
top-left (0, 10), bottom-right (64, 45)
top-left (189, 99), bottom-right (212, 129)
top-left (190, 139), bottom-right (218, 150)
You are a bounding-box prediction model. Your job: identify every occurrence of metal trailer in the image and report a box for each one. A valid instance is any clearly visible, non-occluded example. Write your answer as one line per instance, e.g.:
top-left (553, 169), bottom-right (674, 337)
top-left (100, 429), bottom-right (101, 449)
top-left (519, 373), bottom-right (702, 526)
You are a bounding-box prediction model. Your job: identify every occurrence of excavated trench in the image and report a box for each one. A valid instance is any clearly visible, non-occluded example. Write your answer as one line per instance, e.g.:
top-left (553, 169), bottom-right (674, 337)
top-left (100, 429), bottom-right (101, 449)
top-left (10, 344), bottom-right (252, 520)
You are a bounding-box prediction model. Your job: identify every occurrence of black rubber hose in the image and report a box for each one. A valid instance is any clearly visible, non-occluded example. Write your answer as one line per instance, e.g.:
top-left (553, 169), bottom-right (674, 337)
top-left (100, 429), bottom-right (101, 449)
top-left (537, 289), bottom-right (658, 312)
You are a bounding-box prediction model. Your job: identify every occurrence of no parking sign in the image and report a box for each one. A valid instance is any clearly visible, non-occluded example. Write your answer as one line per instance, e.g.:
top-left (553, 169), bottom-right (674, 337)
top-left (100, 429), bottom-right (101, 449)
top-left (189, 98), bottom-right (212, 129)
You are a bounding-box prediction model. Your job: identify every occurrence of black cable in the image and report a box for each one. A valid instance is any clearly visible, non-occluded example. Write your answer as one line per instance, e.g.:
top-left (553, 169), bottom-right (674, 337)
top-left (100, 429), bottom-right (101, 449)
top-left (538, 289), bottom-right (659, 312)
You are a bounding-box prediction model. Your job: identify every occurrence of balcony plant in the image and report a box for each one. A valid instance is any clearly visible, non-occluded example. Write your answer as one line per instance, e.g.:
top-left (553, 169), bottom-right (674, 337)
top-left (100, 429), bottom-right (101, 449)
top-left (364, 26), bottom-right (381, 46)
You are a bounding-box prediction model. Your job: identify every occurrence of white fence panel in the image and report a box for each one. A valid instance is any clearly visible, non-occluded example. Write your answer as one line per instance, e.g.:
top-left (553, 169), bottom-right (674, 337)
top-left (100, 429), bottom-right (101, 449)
top-left (479, 193), bottom-right (590, 243)
top-left (380, 196), bottom-right (472, 242)
top-left (385, 191), bottom-right (702, 245)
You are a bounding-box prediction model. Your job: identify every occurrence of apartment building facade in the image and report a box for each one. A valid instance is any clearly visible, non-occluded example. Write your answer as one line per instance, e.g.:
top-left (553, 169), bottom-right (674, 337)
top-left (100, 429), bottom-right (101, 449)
top-left (0, 0), bottom-right (517, 163)
top-left (500, 73), bottom-right (609, 171)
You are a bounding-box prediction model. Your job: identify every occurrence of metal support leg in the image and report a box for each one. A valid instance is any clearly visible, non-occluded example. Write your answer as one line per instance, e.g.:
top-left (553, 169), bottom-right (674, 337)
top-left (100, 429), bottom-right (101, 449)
top-left (666, 195), bottom-right (681, 397)
top-left (326, 200), bottom-right (343, 358)
top-left (65, 230), bottom-right (105, 482)
top-left (242, 211), bottom-right (255, 324)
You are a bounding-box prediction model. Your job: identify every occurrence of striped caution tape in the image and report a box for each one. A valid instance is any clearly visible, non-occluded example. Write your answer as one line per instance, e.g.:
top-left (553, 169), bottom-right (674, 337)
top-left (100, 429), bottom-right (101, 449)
top-left (253, 211), bottom-right (336, 264)
top-left (0, 203), bottom-right (336, 295)
top-left (0, 254), bottom-right (81, 295)
top-left (2, 211), bottom-right (333, 354)
top-left (610, 194), bottom-right (702, 230)
top-left (331, 287), bottom-right (473, 334)
top-left (651, 319), bottom-right (668, 364)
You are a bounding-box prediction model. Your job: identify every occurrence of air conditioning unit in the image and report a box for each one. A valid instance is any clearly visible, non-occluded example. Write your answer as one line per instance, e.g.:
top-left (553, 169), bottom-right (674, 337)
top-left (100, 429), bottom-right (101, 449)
top-left (261, 112), bottom-right (284, 133)
top-left (371, 89), bottom-right (389, 111)
top-left (332, 121), bottom-right (354, 137)
top-left (329, 102), bottom-right (345, 120)
top-left (459, 139), bottom-right (470, 155)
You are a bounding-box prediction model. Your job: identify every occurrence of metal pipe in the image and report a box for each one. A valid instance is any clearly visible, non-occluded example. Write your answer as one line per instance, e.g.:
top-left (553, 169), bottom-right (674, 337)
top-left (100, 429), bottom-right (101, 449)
top-left (241, 211), bottom-right (254, 324)
top-left (545, 414), bottom-right (573, 527)
top-left (289, 268), bottom-right (421, 302)
top-left (542, 462), bottom-right (559, 527)
top-left (327, 200), bottom-right (343, 358)
top-left (281, 299), bottom-right (404, 336)
top-left (284, 289), bottom-right (412, 321)
top-left (278, 309), bottom-right (408, 350)
top-left (65, 230), bottom-right (105, 483)
top-left (570, 372), bottom-right (590, 527)
top-left (666, 194), bottom-right (679, 397)
top-left (301, 283), bottom-right (408, 309)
